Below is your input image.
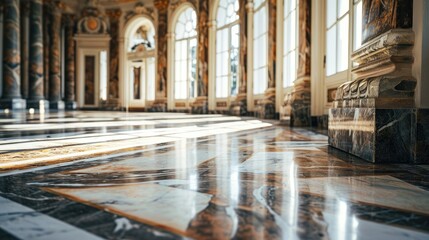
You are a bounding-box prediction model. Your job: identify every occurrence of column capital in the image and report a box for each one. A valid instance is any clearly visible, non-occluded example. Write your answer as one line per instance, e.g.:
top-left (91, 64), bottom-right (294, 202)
top-left (207, 20), bottom-right (217, 28)
top-left (154, 0), bottom-right (168, 11)
top-left (246, 1), bottom-right (254, 12)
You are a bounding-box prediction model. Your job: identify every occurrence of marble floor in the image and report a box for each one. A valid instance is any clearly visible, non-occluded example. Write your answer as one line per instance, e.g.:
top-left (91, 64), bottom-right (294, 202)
top-left (0, 111), bottom-right (428, 240)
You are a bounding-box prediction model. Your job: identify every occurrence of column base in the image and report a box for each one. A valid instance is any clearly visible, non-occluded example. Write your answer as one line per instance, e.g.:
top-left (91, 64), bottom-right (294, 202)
top-left (27, 100), bottom-right (49, 111)
top-left (329, 107), bottom-right (429, 164)
top-left (50, 100), bottom-right (65, 110)
top-left (0, 99), bottom-right (27, 110)
top-left (149, 99), bottom-right (167, 112)
top-left (191, 97), bottom-right (208, 114)
top-left (254, 101), bottom-right (276, 119)
top-left (65, 101), bottom-right (77, 110)
top-left (229, 99), bottom-right (247, 116)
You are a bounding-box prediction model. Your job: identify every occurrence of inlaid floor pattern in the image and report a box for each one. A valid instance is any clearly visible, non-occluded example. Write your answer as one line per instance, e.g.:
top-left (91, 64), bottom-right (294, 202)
top-left (0, 111), bottom-right (428, 240)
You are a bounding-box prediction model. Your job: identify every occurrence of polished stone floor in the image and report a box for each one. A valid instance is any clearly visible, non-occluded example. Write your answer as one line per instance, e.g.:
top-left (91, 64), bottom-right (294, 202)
top-left (0, 111), bottom-right (428, 240)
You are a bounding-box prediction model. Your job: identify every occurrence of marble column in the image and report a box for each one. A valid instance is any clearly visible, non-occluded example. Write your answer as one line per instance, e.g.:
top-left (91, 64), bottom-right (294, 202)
top-left (230, 0), bottom-right (249, 116)
top-left (105, 9), bottom-right (121, 110)
top-left (191, 0), bottom-right (209, 114)
top-left (281, 0), bottom-right (311, 126)
top-left (43, 3), bottom-right (50, 101)
top-left (27, 0), bottom-right (49, 110)
top-left (254, 0), bottom-right (276, 119)
top-left (151, 0), bottom-right (168, 112)
top-left (0, 3), bottom-right (4, 98)
top-left (20, 0), bottom-right (29, 100)
top-left (63, 14), bottom-right (76, 110)
top-left (1, 0), bottom-right (26, 110)
top-left (328, 0), bottom-right (428, 163)
top-left (48, 3), bottom-right (64, 110)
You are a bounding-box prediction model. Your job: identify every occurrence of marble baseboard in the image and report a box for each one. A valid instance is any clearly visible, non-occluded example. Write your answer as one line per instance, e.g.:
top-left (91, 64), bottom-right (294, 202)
top-left (0, 98), bottom-right (27, 110)
top-left (311, 115), bottom-right (328, 129)
top-left (191, 103), bottom-right (208, 114)
top-left (50, 101), bottom-right (65, 110)
top-left (27, 100), bottom-right (50, 111)
top-left (65, 101), bottom-right (77, 110)
top-left (148, 103), bottom-right (167, 112)
top-left (329, 108), bottom-right (417, 163)
top-left (229, 101), bottom-right (247, 116)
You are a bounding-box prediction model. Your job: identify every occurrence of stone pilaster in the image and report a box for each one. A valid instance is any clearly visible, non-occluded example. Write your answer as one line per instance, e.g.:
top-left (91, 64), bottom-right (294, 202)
top-left (230, 0), bottom-right (248, 116)
top-left (328, 0), bottom-right (427, 163)
top-left (0, 3), bottom-right (4, 98)
top-left (20, 0), bottom-right (29, 99)
top-left (254, 0), bottom-right (276, 119)
top-left (281, 0), bottom-right (311, 126)
top-left (105, 8), bottom-right (121, 110)
top-left (1, 0), bottom-right (26, 110)
top-left (43, 3), bottom-right (50, 100)
top-left (191, 0), bottom-right (209, 114)
top-left (27, 0), bottom-right (49, 110)
top-left (48, 3), bottom-right (64, 110)
top-left (151, 0), bottom-right (168, 112)
top-left (63, 14), bottom-right (76, 110)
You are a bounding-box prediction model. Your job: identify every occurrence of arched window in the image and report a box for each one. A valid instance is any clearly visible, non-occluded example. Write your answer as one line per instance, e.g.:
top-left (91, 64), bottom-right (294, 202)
top-left (215, 0), bottom-right (240, 99)
top-left (125, 18), bottom-right (156, 108)
top-left (253, 0), bottom-right (268, 95)
top-left (174, 7), bottom-right (198, 100)
top-left (283, 0), bottom-right (298, 87)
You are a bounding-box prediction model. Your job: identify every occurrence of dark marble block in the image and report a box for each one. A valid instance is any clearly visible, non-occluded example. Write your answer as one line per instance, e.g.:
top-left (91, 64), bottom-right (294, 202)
top-left (49, 100), bottom-right (65, 110)
top-left (27, 99), bottom-right (49, 111)
top-left (254, 102), bottom-right (276, 119)
top-left (416, 109), bottom-right (429, 163)
top-left (65, 101), bottom-right (77, 110)
top-left (329, 108), bottom-right (416, 163)
top-left (0, 99), bottom-right (26, 110)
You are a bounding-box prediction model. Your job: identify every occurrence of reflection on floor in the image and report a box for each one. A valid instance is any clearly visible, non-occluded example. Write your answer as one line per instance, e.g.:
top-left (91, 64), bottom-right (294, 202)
top-left (0, 111), bottom-right (428, 239)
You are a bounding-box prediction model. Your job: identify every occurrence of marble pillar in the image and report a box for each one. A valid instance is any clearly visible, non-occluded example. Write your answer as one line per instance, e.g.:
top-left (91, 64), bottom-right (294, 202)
top-left (229, 0), bottom-right (248, 116)
top-left (48, 3), bottom-right (64, 110)
top-left (20, 0), bottom-right (29, 100)
top-left (63, 14), bottom-right (76, 110)
top-left (328, 0), bottom-right (428, 163)
top-left (281, 0), bottom-right (311, 126)
top-left (151, 0), bottom-right (168, 112)
top-left (0, 3), bottom-right (4, 98)
top-left (43, 3), bottom-right (50, 101)
top-left (254, 0), bottom-right (276, 119)
top-left (1, 0), bottom-right (26, 110)
top-left (105, 9), bottom-right (121, 110)
top-left (27, 0), bottom-right (49, 110)
top-left (191, 0), bottom-right (209, 114)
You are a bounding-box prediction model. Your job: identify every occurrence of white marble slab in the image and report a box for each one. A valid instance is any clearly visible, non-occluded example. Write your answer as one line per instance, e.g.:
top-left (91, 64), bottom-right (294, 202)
top-left (298, 175), bottom-right (429, 215)
top-left (0, 196), bottom-right (102, 240)
top-left (46, 183), bottom-right (213, 234)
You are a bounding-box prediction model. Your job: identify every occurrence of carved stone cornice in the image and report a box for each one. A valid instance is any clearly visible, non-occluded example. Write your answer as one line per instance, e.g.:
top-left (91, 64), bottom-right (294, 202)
top-left (154, 0), bottom-right (168, 10)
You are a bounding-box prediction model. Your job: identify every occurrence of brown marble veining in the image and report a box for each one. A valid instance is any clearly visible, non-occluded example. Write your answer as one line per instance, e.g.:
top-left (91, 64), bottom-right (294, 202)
top-left (63, 14), bottom-right (76, 103)
top-left (0, 112), bottom-right (428, 239)
top-left (106, 9), bottom-right (121, 100)
top-left (48, 3), bottom-right (62, 103)
top-left (28, 0), bottom-right (44, 101)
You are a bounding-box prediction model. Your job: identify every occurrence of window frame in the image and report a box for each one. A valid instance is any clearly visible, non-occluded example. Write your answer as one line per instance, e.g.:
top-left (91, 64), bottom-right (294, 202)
top-left (252, 0), bottom-right (269, 97)
top-left (172, 7), bottom-right (198, 108)
top-left (215, 0), bottom-right (240, 109)
top-left (283, 0), bottom-right (299, 89)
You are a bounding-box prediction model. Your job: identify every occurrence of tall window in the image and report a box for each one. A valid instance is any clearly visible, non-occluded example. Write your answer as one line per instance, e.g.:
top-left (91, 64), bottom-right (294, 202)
top-left (174, 7), bottom-right (197, 100)
top-left (253, 0), bottom-right (268, 95)
top-left (326, 0), bottom-right (349, 76)
top-left (216, 0), bottom-right (240, 98)
top-left (283, 0), bottom-right (299, 87)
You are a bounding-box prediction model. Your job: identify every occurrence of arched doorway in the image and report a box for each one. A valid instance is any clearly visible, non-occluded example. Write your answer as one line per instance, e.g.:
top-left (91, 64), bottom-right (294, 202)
top-left (122, 16), bottom-right (156, 110)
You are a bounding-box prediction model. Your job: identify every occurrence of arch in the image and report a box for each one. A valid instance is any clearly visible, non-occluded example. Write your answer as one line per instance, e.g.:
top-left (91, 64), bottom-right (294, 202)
top-left (120, 15), bottom-right (157, 110)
